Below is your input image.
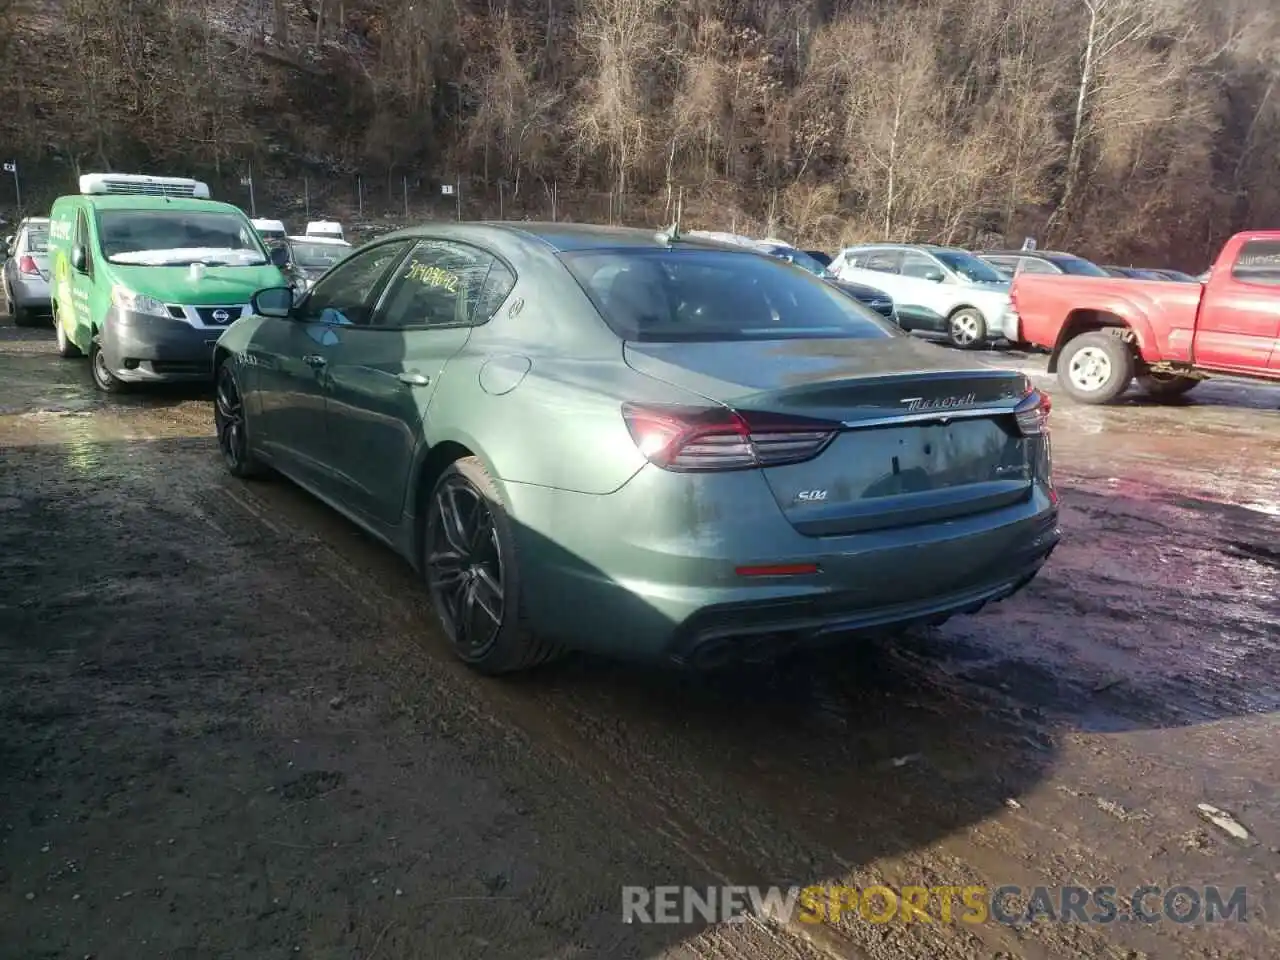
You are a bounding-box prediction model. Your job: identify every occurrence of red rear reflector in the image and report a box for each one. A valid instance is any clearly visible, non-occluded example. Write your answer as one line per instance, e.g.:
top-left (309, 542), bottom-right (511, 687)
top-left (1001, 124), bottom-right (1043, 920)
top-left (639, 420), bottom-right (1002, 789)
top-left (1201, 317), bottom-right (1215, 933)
top-left (735, 563), bottom-right (819, 577)
top-left (18, 255), bottom-right (38, 276)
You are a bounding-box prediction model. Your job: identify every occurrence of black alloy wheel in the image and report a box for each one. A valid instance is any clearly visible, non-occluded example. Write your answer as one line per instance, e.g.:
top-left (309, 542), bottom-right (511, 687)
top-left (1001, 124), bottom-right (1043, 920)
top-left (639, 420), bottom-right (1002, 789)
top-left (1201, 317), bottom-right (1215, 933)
top-left (426, 472), bottom-right (507, 660)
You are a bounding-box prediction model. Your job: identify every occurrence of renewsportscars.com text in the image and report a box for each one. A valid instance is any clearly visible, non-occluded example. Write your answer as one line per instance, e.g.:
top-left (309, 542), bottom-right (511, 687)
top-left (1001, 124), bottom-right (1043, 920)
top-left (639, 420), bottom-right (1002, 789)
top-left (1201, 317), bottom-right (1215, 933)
top-left (621, 884), bottom-right (1248, 926)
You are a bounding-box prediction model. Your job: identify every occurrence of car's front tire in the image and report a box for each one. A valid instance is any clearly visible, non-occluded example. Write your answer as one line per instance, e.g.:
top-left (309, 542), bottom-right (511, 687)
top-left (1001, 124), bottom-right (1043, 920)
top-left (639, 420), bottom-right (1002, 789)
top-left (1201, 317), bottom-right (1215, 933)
top-left (214, 362), bottom-right (268, 478)
top-left (947, 307), bottom-right (987, 349)
top-left (1058, 329), bottom-right (1135, 404)
top-left (424, 457), bottom-right (562, 674)
top-left (89, 335), bottom-right (127, 393)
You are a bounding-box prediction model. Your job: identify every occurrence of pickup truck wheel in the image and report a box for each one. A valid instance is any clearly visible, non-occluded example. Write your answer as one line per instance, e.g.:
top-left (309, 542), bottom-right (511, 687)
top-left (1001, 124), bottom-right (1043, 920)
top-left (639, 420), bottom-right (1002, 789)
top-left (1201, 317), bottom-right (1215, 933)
top-left (1138, 372), bottom-right (1200, 400)
top-left (947, 308), bottom-right (987, 349)
top-left (1058, 330), bottom-right (1134, 404)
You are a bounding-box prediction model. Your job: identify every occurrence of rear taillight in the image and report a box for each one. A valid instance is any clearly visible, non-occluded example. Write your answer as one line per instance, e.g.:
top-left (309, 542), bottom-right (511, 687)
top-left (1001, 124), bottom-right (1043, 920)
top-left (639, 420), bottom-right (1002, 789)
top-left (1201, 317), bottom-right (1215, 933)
top-left (18, 255), bottom-right (39, 276)
top-left (1013, 388), bottom-right (1051, 436)
top-left (621, 403), bottom-right (838, 472)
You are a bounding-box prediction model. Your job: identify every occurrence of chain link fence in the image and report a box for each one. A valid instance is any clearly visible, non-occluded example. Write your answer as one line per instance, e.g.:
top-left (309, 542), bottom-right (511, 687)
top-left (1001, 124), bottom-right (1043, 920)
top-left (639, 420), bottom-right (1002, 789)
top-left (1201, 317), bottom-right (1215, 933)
top-left (0, 158), bottom-right (799, 246)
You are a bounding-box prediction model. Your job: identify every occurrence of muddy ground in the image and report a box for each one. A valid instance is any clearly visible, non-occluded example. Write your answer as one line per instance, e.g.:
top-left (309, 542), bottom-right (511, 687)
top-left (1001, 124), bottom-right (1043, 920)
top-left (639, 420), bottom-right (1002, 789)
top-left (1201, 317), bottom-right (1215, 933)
top-left (0, 317), bottom-right (1277, 960)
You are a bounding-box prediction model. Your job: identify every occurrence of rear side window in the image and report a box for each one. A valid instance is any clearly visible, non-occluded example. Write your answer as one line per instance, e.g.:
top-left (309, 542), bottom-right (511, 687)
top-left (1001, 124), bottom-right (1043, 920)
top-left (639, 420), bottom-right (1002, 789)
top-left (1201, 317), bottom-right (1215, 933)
top-left (1231, 241), bottom-right (1280, 286)
top-left (859, 249), bottom-right (901, 273)
top-left (562, 248), bottom-right (898, 343)
top-left (374, 240), bottom-right (505, 328)
top-left (900, 250), bottom-right (941, 279)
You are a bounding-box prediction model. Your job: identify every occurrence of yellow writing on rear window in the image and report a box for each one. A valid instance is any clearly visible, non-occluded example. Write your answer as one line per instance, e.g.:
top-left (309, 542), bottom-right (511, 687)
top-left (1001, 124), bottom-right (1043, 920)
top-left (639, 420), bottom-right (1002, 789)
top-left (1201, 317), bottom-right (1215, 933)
top-left (405, 259), bottom-right (459, 293)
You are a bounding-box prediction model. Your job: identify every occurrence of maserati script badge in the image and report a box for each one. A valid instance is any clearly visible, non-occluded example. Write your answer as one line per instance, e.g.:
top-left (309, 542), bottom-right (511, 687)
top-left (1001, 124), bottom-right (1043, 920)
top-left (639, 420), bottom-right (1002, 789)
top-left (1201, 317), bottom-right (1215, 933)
top-left (899, 393), bottom-right (977, 413)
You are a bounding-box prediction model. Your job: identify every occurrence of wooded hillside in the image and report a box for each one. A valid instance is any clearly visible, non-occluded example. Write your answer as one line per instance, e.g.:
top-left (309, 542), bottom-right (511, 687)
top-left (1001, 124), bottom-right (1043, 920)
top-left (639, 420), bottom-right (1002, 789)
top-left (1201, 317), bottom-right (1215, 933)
top-left (1, 0), bottom-right (1277, 267)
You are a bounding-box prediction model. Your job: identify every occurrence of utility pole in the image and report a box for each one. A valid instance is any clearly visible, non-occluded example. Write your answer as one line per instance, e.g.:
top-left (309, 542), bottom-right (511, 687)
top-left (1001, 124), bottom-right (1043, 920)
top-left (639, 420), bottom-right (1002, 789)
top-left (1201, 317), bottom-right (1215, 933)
top-left (2, 161), bottom-right (19, 213)
top-left (241, 164), bottom-right (256, 217)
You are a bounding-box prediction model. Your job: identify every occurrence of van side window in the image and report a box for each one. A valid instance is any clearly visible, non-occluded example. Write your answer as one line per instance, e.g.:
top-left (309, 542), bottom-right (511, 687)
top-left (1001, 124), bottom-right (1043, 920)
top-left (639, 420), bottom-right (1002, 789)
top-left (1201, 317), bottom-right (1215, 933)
top-left (1231, 240), bottom-right (1280, 287)
top-left (74, 210), bottom-right (93, 277)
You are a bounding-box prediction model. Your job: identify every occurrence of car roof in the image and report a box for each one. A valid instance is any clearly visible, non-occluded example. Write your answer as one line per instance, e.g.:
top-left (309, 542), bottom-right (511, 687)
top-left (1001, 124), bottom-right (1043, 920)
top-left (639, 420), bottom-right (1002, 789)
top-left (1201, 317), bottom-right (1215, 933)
top-left (288, 235), bottom-right (350, 246)
top-left (981, 249), bottom-right (1083, 260)
top-left (841, 242), bottom-right (967, 254)
top-left (59, 194), bottom-right (246, 214)
top-left (369, 221), bottom-right (767, 256)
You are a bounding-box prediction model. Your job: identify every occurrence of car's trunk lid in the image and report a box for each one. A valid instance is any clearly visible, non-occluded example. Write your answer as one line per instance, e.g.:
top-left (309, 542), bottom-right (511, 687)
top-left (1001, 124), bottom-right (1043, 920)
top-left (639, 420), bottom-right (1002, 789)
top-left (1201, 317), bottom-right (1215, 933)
top-left (623, 337), bottom-right (1037, 535)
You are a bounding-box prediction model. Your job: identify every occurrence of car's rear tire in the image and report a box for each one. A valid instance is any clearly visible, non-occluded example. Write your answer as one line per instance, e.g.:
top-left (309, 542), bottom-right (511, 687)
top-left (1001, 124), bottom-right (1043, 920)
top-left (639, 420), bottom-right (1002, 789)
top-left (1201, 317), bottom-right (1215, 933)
top-left (1058, 330), bottom-right (1134, 404)
top-left (54, 311), bottom-right (82, 358)
top-left (1138, 372), bottom-right (1200, 400)
top-left (424, 457), bottom-right (562, 675)
top-left (214, 362), bottom-right (268, 479)
top-left (947, 307), bottom-right (987, 349)
top-left (89, 335), bottom-right (127, 393)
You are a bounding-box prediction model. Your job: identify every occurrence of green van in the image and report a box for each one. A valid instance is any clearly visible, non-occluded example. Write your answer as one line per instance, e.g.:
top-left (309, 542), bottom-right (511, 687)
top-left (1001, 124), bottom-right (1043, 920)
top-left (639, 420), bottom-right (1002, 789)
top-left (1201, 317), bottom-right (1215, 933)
top-left (48, 173), bottom-right (291, 392)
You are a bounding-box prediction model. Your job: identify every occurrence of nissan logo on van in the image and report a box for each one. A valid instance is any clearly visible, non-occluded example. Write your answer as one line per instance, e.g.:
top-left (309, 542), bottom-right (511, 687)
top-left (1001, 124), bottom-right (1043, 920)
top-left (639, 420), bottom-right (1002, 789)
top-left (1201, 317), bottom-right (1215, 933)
top-left (211, 309), bottom-right (230, 323)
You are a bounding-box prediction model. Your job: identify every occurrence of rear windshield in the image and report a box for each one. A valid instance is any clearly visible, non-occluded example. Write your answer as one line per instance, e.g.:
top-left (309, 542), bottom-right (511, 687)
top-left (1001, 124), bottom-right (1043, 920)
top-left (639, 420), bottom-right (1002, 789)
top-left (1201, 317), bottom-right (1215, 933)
top-left (291, 241), bottom-right (351, 270)
top-left (1048, 255), bottom-right (1109, 277)
top-left (562, 248), bottom-right (901, 342)
top-left (25, 225), bottom-right (49, 253)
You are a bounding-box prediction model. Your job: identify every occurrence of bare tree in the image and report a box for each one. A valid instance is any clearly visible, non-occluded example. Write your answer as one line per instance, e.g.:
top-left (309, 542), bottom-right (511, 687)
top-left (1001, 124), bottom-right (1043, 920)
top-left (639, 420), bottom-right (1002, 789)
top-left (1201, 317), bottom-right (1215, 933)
top-left (571, 0), bottom-right (668, 200)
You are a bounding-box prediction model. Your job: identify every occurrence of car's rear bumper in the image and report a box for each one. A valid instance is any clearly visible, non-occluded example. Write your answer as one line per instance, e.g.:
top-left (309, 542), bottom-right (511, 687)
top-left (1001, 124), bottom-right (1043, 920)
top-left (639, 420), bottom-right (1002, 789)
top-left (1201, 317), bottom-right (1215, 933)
top-left (100, 307), bottom-right (224, 382)
top-left (503, 467), bottom-right (1060, 665)
top-left (10, 276), bottom-right (51, 309)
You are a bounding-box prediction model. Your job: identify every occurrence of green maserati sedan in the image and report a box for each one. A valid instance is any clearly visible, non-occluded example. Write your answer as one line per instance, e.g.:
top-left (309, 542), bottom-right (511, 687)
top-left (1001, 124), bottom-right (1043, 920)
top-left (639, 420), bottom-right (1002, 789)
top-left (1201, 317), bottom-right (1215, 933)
top-left (212, 223), bottom-right (1060, 674)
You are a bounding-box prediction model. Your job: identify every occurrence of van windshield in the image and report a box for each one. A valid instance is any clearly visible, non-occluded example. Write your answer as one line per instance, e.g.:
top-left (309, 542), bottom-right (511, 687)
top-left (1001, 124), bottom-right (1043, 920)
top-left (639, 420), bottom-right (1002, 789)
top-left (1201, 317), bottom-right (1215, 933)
top-left (98, 210), bottom-right (268, 266)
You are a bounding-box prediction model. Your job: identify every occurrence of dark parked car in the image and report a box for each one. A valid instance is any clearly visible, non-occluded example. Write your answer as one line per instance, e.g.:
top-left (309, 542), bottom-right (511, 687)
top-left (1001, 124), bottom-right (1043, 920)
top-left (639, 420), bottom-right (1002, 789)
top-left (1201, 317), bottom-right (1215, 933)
top-left (1102, 265), bottom-right (1170, 280)
top-left (978, 250), bottom-right (1110, 279)
top-left (1146, 268), bottom-right (1199, 283)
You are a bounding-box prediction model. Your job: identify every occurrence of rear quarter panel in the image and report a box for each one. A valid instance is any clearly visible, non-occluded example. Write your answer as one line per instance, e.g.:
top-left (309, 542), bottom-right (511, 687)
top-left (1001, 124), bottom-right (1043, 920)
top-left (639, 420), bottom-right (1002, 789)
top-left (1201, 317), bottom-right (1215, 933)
top-left (419, 254), bottom-right (704, 497)
top-left (1010, 273), bottom-right (1201, 362)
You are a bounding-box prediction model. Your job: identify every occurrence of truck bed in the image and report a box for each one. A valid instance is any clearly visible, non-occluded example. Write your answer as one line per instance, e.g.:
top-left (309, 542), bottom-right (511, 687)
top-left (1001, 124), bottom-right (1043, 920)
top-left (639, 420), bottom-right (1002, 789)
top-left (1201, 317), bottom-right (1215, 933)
top-left (1010, 274), bottom-right (1203, 363)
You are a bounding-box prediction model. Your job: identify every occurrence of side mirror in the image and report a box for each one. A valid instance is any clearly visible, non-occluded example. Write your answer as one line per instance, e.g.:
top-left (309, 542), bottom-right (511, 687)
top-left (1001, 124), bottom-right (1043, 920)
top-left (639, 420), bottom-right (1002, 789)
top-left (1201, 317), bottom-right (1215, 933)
top-left (923, 268), bottom-right (945, 282)
top-left (268, 243), bottom-right (291, 269)
top-left (251, 286), bottom-right (295, 319)
top-left (71, 245), bottom-right (87, 272)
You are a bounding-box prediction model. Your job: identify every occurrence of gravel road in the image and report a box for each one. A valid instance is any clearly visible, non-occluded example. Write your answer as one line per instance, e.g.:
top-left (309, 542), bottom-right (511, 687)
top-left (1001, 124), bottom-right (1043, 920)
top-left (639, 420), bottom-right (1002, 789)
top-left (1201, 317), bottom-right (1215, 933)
top-left (1, 319), bottom-right (1277, 959)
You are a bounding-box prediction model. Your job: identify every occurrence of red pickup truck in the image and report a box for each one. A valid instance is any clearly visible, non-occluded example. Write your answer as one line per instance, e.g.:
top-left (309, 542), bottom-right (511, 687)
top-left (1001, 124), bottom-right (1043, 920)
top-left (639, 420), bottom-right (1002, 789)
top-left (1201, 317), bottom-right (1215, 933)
top-left (1006, 230), bottom-right (1280, 404)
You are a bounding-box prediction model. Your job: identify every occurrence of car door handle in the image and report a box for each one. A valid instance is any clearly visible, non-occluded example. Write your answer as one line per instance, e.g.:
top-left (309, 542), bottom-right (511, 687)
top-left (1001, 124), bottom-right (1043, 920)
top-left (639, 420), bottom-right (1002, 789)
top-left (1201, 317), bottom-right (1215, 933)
top-left (397, 371), bottom-right (430, 386)
top-left (302, 354), bottom-right (327, 368)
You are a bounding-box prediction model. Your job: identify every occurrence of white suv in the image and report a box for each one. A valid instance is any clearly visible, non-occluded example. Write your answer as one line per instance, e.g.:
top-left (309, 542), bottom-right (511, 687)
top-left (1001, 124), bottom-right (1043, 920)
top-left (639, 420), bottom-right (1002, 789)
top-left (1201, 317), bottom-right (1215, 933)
top-left (829, 243), bottom-right (1013, 349)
